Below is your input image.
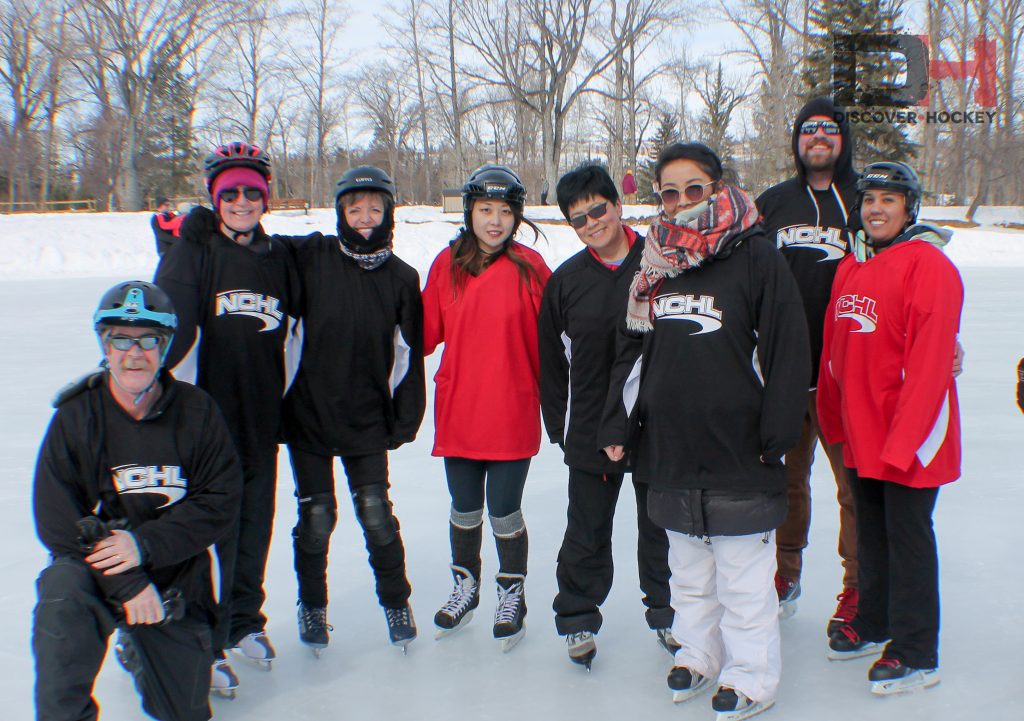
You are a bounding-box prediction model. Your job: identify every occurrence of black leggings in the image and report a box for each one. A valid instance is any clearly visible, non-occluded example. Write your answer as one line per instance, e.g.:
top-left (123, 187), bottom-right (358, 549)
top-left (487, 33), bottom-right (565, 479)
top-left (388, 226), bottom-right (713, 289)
top-left (443, 457), bottom-right (531, 517)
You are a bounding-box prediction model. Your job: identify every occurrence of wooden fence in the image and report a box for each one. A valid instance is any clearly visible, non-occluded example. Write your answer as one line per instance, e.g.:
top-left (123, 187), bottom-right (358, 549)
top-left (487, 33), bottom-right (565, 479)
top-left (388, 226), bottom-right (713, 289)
top-left (0, 199), bottom-right (97, 214)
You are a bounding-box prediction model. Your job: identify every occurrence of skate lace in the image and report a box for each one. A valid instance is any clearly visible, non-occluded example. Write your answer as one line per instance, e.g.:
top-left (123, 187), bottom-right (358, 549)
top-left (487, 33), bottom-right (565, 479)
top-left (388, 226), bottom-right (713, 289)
top-left (875, 656), bottom-right (902, 669)
top-left (301, 606), bottom-right (333, 632)
top-left (832, 588), bottom-right (859, 622)
top-left (439, 577), bottom-right (477, 616)
top-left (837, 624), bottom-right (861, 644)
top-left (494, 581), bottom-right (524, 625)
top-left (567, 631), bottom-right (593, 648)
top-left (386, 606), bottom-right (411, 627)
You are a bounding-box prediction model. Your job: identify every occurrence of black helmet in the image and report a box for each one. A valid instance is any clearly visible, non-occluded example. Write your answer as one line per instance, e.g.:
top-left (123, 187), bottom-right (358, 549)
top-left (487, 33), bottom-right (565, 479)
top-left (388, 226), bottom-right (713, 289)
top-left (94, 281), bottom-right (177, 332)
top-left (334, 165), bottom-right (397, 205)
top-left (462, 164), bottom-right (527, 223)
top-left (857, 161), bottom-right (922, 223)
top-left (203, 142), bottom-right (272, 193)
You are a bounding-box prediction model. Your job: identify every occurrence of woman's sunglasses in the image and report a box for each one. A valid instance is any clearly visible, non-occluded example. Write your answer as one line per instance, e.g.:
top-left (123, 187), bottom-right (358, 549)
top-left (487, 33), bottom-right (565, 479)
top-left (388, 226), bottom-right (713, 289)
top-left (658, 181), bottom-right (715, 206)
top-left (567, 202), bottom-right (608, 229)
top-left (218, 187), bottom-right (264, 203)
top-left (106, 334), bottom-right (164, 351)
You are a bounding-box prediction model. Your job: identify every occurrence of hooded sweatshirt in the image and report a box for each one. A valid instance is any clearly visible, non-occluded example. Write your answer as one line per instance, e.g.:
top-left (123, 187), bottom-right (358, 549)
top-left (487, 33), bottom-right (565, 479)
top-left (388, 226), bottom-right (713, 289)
top-left (756, 97), bottom-right (859, 386)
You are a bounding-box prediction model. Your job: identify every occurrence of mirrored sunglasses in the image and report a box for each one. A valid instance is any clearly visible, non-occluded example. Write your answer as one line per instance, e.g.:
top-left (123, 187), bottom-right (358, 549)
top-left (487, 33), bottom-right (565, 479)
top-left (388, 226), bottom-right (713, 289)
top-left (218, 187), bottom-right (264, 203)
top-left (107, 334), bottom-right (163, 351)
top-left (659, 181), bottom-right (715, 206)
top-left (800, 120), bottom-right (841, 136)
top-left (567, 202), bottom-right (609, 229)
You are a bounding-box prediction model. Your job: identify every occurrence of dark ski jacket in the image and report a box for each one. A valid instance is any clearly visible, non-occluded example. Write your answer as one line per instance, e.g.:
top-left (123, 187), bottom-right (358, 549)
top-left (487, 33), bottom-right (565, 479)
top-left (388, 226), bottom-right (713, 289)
top-left (597, 226), bottom-right (810, 536)
top-left (281, 234), bottom-right (425, 456)
top-left (33, 370), bottom-right (242, 623)
top-left (155, 207), bottom-right (301, 464)
top-left (755, 97), bottom-right (858, 387)
top-left (151, 211), bottom-right (181, 257)
top-left (539, 226), bottom-right (643, 474)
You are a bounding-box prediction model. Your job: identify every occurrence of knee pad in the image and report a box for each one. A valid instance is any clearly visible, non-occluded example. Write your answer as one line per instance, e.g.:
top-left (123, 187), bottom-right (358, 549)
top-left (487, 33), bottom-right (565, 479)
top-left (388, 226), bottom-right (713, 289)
top-left (490, 510), bottom-right (526, 539)
top-left (293, 493), bottom-right (338, 554)
top-left (353, 485), bottom-right (398, 546)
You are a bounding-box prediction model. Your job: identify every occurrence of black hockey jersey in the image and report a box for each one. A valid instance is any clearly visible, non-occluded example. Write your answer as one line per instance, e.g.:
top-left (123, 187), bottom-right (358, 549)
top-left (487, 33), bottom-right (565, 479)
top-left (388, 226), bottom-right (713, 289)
top-left (281, 234), bottom-right (425, 455)
top-left (33, 372), bottom-right (242, 622)
top-left (539, 228), bottom-right (643, 474)
top-left (154, 207), bottom-right (301, 463)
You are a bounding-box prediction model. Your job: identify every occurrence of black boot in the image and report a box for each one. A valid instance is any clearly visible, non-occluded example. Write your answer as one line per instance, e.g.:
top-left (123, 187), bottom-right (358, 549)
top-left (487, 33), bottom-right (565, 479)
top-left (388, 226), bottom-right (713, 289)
top-left (450, 522), bottom-right (483, 582)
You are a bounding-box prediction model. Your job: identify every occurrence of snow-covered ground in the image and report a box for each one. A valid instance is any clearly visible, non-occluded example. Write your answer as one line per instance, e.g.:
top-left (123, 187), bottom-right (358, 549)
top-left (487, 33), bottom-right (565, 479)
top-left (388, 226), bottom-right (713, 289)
top-left (1, 208), bottom-right (1021, 720)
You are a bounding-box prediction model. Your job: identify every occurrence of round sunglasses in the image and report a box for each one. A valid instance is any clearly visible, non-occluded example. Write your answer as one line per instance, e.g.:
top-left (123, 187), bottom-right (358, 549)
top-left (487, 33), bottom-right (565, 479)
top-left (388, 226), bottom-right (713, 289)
top-left (658, 181), bottom-right (715, 206)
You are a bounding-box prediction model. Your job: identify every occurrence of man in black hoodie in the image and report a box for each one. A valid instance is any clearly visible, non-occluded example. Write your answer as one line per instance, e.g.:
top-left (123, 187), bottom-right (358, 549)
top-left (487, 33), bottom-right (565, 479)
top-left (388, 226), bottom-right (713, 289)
top-left (756, 97), bottom-right (860, 636)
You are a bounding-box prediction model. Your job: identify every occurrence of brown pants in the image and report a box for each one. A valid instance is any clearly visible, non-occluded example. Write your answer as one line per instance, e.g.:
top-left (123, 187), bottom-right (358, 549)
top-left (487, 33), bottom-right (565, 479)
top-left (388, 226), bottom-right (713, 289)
top-left (776, 390), bottom-right (858, 588)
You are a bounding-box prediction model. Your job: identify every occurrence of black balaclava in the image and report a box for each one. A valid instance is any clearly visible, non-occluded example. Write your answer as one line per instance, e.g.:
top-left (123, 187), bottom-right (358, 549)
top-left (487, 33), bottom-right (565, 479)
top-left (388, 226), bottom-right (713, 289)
top-left (337, 194), bottom-right (395, 253)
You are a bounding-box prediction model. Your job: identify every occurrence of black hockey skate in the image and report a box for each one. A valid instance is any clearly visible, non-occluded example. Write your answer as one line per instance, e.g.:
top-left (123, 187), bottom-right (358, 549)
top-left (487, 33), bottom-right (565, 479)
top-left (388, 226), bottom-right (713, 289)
top-left (493, 573), bottom-right (526, 652)
top-left (566, 631), bottom-right (596, 671)
top-left (711, 685), bottom-right (775, 721)
top-left (385, 603), bottom-right (417, 653)
top-left (827, 624), bottom-right (887, 661)
top-left (868, 656), bottom-right (940, 695)
top-left (667, 665), bottom-right (712, 704)
top-left (434, 565), bottom-right (479, 638)
top-left (297, 602), bottom-right (332, 657)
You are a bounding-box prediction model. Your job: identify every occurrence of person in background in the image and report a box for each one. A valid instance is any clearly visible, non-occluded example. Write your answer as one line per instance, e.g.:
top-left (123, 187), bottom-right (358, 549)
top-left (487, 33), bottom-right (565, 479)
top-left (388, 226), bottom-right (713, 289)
top-left (422, 164), bottom-right (550, 652)
top-left (540, 163), bottom-right (674, 670)
top-left (600, 142), bottom-right (809, 720)
top-left (151, 196), bottom-right (182, 258)
top-left (280, 165), bottom-right (424, 655)
top-left (622, 169), bottom-right (637, 204)
top-left (819, 161), bottom-right (963, 696)
top-left (32, 281), bottom-right (241, 721)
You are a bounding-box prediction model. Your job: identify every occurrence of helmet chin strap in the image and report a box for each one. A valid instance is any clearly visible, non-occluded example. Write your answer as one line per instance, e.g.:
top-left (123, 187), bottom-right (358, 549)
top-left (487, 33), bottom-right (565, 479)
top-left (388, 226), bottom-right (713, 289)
top-left (104, 361), bottom-right (160, 406)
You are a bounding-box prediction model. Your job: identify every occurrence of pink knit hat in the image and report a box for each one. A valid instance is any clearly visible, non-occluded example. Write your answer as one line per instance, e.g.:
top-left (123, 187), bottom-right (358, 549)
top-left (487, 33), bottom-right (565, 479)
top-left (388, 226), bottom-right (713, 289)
top-left (211, 167), bottom-right (269, 212)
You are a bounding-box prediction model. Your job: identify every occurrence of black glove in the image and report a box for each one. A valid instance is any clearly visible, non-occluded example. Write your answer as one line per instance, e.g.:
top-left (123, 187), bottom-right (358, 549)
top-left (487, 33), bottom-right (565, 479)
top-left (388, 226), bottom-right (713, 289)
top-left (179, 205), bottom-right (218, 243)
top-left (1017, 358), bottom-right (1024, 415)
top-left (75, 516), bottom-right (130, 554)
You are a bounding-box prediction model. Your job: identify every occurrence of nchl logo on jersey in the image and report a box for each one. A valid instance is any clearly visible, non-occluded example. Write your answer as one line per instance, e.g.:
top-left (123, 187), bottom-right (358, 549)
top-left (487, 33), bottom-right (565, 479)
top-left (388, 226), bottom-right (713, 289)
top-left (651, 293), bottom-right (723, 335)
top-left (215, 290), bottom-right (283, 332)
top-left (776, 225), bottom-right (847, 261)
top-left (112, 465), bottom-right (188, 508)
top-left (835, 294), bottom-right (878, 332)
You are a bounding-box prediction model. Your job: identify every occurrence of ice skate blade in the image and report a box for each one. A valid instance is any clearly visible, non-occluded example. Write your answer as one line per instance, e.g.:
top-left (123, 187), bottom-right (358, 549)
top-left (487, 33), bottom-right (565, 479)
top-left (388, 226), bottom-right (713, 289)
top-left (569, 650), bottom-right (596, 671)
top-left (391, 638), bottom-right (414, 655)
top-left (434, 610), bottom-right (474, 639)
top-left (715, 698), bottom-right (774, 721)
top-left (670, 676), bottom-right (713, 704)
top-left (498, 627), bottom-right (525, 653)
top-left (231, 649), bottom-right (273, 671)
top-left (871, 669), bottom-right (940, 695)
top-left (778, 601), bottom-right (797, 620)
top-left (211, 688), bottom-right (237, 700)
top-left (827, 641), bottom-right (886, 661)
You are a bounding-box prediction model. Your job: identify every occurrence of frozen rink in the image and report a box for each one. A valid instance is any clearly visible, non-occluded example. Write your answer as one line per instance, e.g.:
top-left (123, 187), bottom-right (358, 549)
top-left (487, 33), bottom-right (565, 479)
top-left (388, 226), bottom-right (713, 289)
top-left (1, 209), bottom-right (1022, 720)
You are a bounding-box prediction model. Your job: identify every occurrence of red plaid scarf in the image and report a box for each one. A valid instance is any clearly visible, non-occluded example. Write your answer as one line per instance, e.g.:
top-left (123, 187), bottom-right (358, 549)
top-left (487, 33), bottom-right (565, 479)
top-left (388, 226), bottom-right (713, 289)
top-left (626, 185), bottom-right (760, 332)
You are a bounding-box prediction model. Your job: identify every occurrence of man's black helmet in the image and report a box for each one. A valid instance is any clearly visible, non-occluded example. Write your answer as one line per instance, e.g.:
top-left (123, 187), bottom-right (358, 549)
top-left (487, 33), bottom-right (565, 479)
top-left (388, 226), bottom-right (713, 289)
top-left (203, 142), bottom-right (272, 192)
top-left (334, 165), bottom-right (397, 205)
top-left (93, 281), bottom-right (177, 332)
top-left (462, 164), bottom-right (527, 218)
top-left (857, 161), bottom-right (922, 223)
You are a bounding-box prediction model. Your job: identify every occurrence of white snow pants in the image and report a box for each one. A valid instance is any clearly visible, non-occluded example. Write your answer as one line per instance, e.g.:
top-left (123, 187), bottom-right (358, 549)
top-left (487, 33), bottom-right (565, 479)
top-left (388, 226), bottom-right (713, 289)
top-left (666, 530), bottom-right (781, 703)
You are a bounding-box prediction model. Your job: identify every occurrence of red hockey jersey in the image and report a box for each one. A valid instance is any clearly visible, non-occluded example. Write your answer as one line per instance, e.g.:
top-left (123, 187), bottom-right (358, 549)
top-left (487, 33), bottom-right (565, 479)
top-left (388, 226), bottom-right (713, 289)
top-left (422, 243), bottom-right (551, 459)
top-left (817, 235), bottom-right (963, 488)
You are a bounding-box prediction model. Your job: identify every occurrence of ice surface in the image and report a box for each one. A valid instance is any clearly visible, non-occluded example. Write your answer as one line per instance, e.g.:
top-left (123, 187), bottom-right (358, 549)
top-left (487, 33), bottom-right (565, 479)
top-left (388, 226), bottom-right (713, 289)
top-left (1, 210), bottom-right (1021, 720)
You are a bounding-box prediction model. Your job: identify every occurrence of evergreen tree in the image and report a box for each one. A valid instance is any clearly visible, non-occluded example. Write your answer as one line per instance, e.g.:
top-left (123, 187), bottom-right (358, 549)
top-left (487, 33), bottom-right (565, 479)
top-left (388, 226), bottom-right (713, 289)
top-left (802, 0), bottom-right (917, 165)
top-left (636, 112), bottom-right (679, 203)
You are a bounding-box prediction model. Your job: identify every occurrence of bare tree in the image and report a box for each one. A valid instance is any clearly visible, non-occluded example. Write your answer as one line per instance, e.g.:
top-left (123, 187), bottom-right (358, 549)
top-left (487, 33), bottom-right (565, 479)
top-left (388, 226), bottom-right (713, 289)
top-left (288, 0), bottom-right (349, 205)
top-left (353, 61), bottom-right (419, 199)
top-left (693, 61), bottom-right (751, 170)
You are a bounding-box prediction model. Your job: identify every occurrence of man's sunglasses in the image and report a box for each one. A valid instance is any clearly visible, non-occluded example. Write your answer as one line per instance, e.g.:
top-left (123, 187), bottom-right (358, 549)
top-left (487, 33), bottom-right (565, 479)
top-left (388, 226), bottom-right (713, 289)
top-left (218, 187), bottom-right (264, 203)
top-left (658, 181), bottom-right (715, 206)
top-left (107, 334), bottom-right (164, 351)
top-left (800, 120), bottom-right (841, 136)
top-left (567, 202), bottom-right (609, 229)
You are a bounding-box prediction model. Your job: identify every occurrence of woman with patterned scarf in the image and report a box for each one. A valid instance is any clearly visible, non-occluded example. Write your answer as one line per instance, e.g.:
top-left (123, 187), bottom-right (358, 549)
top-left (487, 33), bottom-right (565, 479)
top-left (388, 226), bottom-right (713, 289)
top-left (598, 143), bottom-right (809, 721)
